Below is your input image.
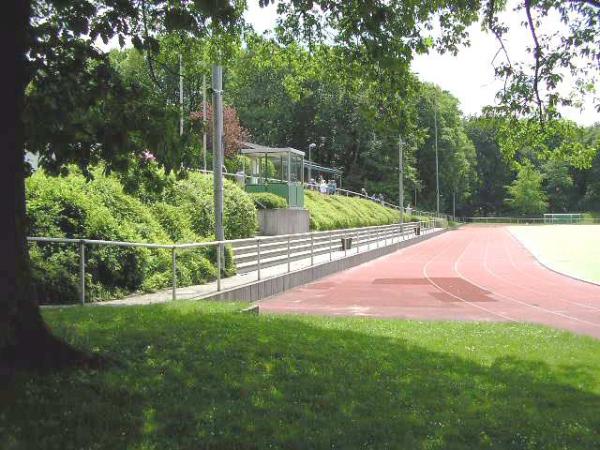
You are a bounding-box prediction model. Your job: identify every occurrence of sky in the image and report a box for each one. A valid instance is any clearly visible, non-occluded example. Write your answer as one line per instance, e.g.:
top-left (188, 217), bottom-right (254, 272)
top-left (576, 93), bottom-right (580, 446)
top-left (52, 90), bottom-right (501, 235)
top-left (244, 1), bottom-right (599, 126)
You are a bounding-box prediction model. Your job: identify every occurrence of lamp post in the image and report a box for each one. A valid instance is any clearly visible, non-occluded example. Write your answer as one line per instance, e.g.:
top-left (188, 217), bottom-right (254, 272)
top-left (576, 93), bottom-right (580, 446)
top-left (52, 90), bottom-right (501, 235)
top-left (212, 65), bottom-right (224, 246)
top-left (434, 97), bottom-right (440, 217)
top-left (308, 143), bottom-right (316, 184)
top-left (398, 136), bottom-right (404, 226)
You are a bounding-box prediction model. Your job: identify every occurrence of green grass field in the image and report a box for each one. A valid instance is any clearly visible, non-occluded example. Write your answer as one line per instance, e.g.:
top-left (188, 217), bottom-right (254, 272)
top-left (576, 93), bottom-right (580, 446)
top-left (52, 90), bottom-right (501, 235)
top-left (3, 301), bottom-right (600, 449)
top-left (510, 225), bottom-right (600, 284)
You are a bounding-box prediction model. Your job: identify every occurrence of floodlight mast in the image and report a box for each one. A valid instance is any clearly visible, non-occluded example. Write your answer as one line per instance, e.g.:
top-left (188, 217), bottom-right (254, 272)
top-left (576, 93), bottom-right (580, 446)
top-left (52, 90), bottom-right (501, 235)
top-left (434, 98), bottom-right (439, 217)
top-left (212, 65), bottom-right (224, 249)
top-left (308, 143), bottom-right (316, 183)
top-left (398, 136), bottom-right (404, 227)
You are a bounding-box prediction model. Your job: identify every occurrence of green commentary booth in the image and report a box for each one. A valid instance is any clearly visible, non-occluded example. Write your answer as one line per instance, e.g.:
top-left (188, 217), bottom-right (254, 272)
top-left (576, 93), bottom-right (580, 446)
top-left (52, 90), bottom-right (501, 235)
top-left (241, 143), bottom-right (305, 208)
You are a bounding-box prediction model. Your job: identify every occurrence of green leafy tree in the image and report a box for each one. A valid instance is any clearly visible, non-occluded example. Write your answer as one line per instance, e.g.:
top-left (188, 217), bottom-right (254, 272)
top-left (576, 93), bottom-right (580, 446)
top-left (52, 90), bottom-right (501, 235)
top-left (414, 84), bottom-right (477, 213)
top-left (465, 116), bottom-right (514, 216)
top-left (505, 163), bottom-right (548, 215)
top-left (3, 0), bottom-right (245, 369)
top-left (541, 160), bottom-right (575, 213)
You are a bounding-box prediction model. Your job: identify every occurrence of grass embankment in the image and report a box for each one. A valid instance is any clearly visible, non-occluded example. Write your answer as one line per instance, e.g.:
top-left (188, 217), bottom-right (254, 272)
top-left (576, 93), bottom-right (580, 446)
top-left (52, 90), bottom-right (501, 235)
top-left (305, 190), bottom-right (412, 230)
top-left (4, 302), bottom-right (599, 449)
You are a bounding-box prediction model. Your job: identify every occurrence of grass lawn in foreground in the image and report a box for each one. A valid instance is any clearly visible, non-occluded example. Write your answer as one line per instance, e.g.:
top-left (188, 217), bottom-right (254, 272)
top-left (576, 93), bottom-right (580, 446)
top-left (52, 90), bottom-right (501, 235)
top-left (2, 301), bottom-right (600, 449)
top-left (510, 225), bottom-right (600, 284)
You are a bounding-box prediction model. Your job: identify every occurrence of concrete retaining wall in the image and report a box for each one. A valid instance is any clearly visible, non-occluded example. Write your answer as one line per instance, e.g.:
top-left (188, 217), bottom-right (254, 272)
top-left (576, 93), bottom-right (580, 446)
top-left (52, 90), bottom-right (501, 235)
top-left (201, 228), bottom-right (446, 302)
top-left (258, 208), bottom-right (310, 235)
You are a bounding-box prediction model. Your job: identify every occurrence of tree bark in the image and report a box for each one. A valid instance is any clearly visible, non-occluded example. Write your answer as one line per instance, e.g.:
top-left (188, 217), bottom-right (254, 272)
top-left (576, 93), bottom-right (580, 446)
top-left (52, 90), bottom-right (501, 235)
top-left (1, 0), bottom-right (97, 372)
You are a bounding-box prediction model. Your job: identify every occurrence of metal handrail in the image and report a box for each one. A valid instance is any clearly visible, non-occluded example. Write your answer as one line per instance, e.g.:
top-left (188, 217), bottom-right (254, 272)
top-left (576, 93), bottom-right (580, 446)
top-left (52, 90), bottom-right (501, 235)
top-left (28, 219), bottom-right (443, 305)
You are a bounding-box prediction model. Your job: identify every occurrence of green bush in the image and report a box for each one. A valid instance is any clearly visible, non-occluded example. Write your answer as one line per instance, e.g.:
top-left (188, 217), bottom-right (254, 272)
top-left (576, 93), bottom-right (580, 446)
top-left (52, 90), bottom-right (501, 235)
top-left (164, 172), bottom-right (258, 239)
top-left (304, 190), bottom-right (401, 230)
top-left (249, 192), bottom-right (288, 209)
top-left (26, 168), bottom-right (252, 304)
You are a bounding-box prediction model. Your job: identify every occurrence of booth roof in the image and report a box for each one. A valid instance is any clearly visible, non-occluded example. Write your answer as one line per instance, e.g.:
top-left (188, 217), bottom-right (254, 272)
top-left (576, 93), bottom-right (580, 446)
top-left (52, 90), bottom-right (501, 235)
top-left (304, 161), bottom-right (342, 175)
top-left (240, 142), bottom-right (305, 157)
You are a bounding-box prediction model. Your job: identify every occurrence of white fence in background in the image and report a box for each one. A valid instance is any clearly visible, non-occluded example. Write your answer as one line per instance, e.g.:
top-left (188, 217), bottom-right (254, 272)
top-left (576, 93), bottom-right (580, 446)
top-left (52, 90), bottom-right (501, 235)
top-left (459, 216), bottom-right (600, 224)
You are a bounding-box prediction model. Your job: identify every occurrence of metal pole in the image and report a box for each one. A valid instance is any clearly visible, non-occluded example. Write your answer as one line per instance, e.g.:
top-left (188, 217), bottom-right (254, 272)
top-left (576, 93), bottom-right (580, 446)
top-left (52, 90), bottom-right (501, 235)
top-left (287, 236), bottom-right (291, 273)
top-left (453, 191), bottom-right (456, 221)
top-left (308, 143), bottom-right (316, 185)
top-left (202, 74), bottom-right (207, 171)
top-left (257, 239), bottom-right (261, 281)
top-left (399, 136), bottom-right (404, 228)
top-left (329, 231), bottom-right (332, 261)
top-left (172, 247), bottom-right (177, 301)
top-left (434, 98), bottom-right (440, 216)
top-left (217, 244), bottom-right (221, 291)
top-left (79, 240), bottom-right (85, 305)
top-left (179, 54), bottom-right (184, 136)
top-left (212, 65), bottom-right (225, 255)
top-left (310, 234), bottom-right (314, 266)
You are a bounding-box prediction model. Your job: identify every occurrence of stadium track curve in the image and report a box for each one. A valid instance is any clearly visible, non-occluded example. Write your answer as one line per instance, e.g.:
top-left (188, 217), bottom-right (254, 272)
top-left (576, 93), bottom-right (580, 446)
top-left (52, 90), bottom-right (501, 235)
top-left (258, 226), bottom-right (600, 339)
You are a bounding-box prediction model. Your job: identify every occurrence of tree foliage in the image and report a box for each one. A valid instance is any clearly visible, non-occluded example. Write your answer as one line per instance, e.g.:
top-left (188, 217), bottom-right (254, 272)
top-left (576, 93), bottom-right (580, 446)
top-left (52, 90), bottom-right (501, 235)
top-left (505, 162), bottom-right (548, 215)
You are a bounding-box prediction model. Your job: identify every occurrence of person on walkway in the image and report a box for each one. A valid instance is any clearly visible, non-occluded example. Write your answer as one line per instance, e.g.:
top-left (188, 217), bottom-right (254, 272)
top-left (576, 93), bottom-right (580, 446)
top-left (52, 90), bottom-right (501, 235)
top-left (327, 179), bottom-right (335, 195)
top-left (319, 179), bottom-right (328, 194)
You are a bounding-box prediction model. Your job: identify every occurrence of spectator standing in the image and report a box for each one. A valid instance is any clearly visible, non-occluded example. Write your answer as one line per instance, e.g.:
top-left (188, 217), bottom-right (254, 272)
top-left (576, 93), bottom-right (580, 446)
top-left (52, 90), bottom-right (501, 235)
top-left (319, 179), bottom-right (328, 194)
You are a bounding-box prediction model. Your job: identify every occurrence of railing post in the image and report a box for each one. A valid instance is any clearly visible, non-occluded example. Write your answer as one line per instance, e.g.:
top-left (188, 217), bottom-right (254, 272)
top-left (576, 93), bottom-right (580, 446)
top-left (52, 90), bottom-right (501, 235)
top-left (329, 231), bottom-right (333, 261)
top-left (217, 244), bottom-right (222, 291)
top-left (310, 234), bottom-right (314, 266)
top-left (79, 240), bottom-right (85, 305)
top-left (287, 236), bottom-right (291, 273)
top-left (257, 239), bottom-right (261, 281)
top-left (172, 246), bottom-right (177, 301)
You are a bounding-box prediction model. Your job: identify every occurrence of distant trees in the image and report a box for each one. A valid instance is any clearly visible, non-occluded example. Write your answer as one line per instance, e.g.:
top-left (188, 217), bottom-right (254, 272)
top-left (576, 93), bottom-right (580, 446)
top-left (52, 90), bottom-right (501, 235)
top-left (505, 163), bottom-right (548, 216)
top-left (464, 117), bottom-right (513, 216)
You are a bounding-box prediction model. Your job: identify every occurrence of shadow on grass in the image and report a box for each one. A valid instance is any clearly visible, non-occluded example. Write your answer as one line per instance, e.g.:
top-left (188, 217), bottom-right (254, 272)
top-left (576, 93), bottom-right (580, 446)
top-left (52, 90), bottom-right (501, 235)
top-left (2, 304), bottom-right (600, 449)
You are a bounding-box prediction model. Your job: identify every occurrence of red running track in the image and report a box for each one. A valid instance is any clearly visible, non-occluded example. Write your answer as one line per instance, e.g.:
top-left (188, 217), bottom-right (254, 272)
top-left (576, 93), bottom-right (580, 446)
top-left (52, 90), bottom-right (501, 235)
top-left (258, 226), bottom-right (600, 339)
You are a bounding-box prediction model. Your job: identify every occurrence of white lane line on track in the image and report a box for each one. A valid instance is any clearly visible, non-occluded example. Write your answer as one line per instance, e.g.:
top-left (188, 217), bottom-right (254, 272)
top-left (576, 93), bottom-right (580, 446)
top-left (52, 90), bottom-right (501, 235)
top-left (423, 230), bottom-right (516, 322)
top-left (469, 236), bottom-right (600, 328)
top-left (498, 229), bottom-right (600, 311)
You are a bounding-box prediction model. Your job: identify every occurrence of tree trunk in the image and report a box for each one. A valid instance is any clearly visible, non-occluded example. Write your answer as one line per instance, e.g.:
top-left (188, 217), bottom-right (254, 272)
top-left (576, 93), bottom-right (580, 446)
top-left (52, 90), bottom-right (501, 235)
top-left (1, 0), bottom-right (96, 372)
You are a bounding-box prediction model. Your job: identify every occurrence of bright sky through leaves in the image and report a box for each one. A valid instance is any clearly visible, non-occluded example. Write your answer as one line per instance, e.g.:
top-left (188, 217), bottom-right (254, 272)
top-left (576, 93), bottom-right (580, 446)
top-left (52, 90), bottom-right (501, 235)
top-left (244, 1), bottom-right (599, 126)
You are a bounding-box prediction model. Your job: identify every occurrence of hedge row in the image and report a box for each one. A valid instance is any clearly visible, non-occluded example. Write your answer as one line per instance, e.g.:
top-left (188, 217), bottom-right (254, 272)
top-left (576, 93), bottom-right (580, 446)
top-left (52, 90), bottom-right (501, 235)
top-left (26, 167), bottom-right (257, 304)
top-left (249, 192), bottom-right (288, 209)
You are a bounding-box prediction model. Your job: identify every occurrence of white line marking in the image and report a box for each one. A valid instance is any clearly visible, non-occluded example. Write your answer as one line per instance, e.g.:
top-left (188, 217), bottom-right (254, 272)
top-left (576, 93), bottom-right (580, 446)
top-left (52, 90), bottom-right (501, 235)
top-left (423, 231), bottom-right (516, 322)
top-left (458, 233), bottom-right (600, 328)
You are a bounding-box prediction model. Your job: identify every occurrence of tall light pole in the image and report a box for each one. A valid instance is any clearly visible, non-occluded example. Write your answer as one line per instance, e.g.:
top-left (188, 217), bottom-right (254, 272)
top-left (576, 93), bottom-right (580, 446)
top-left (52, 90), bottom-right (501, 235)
top-left (202, 73), bottom-right (207, 171)
top-left (212, 65), bottom-right (224, 247)
top-left (308, 143), bottom-right (316, 183)
top-left (434, 97), bottom-right (440, 217)
top-left (452, 191), bottom-right (456, 221)
top-left (179, 54), bottom-right (184, 136)
top-left (398, 136), bottom-right (404, 226)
